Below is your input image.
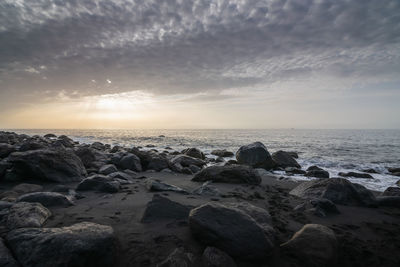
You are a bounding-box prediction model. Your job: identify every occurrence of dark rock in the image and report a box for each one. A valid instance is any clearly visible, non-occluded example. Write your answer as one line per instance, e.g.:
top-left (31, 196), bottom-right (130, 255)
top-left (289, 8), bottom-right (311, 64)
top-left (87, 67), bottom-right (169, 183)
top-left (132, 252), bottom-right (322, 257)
top-left (6, 222), bottom-right (116, 267)
top-left (57, 135), bottom-right (75, 148)
top-left (388, 167), bottom-right (400, 173)
top-left (189, 164), bottom-right (201, 173)
top-left (225, 159), bottom-right (238, 165)
top-left (236, 142), bottom-right (275, 170)
top-left (182, 147), bottom-right (205, 159)
top-left (17, 192), bottom-right (74, 207)
top-left (272, 150), bottom-right (300, 168)
top-left (44, 134), bottom-right (57, 138)
top-left (171, 155), bottom-right (206, 168)
top-left (305, 168), bottom-right (330, 178)
top-left (0, 238), bottom-right (19, 267)
top-left (202, 246), bottom-right (236, 267)
top-left (156, 247), bottom-right (194, 267)
top-left (91, 142), bottom-right (106, 151)
top-left (19, 141), bottom-right (46, 152)
top-left (147, 156), bottom-right (169, 171)
top-left (1, 202), bottom-right (51, 230)
top-left (307, 165), bottom-right (324, 171)
top-left (211, 149), bottom-right (234, 158)
top-left (74, 146), bottom-right (107, 169)
top-left (362, 168), bottom-right (378, 174)
top-left (391, 172), bottom-right (400, 177)
top-left (146, 179), bottom-right (188, 194)
top-left (119, 153), bottom-right (142, 172)
top-left (0, 144), bottom-right (17, 158)
top-left (51, 185), bottom-right (71, 193)
top-left (281, 224), bottom-right (337, 267)
top-left (189, 202), bottom-right (275, 260)
top-left (99, 164), bottom-right (118, 175)
top-left (310, 198), bottom-right (340, 215)
top-left (290, 178), bottom-right (376, 206)
top-left (12, 183), bottom-right (43, 194)
top-left (382, 187), bottom-right (400, 196)
top-left (76, 175), bottom-right (120, 193)
top-left (376, 196), bottom-right (400, 207)
top-left (181, 167), bottom-right (193, 174)
top-left (338, 172), bottom-right (374, 179)
top-left (192, 182), bottom-right (221, 196)
top-left (109, 171), bottom-right (133, 181)
top-left (287, 151), bottom-right (299, 158)
top-left (7, 148), bottom-right (87, 182)
top-left (141, 195), bottom-right (192, 223)
top-left (215, 157), bottom-right (225, 163)
top-left (192, 165), bottom-right (261, 185)
top-left (285, 167), bottom-right (306, 175)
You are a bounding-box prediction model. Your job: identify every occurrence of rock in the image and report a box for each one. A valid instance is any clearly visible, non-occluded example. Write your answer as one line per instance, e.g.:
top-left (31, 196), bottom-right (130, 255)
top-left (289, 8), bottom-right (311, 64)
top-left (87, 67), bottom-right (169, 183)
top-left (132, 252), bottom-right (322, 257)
top-left (280, 224), bottom-right (337, 267)
top-left (236, 142), bottom-right (275, 170)
top-left (99, 164), bottom-right (118, 175)
top-left (51, 185), bottom-right (71, 193)
top-left (119, 153), bottom-right (142, 172)
top-left (189, 164), bottom-right (201, 173)
top-left (310, 198), bottom-right (340, 216)
top-left (17, 192), bottom-right (74, 207)
top-left (146, 179), bottom-right (188, 194)
top-left (382, 187), bottom-right (400, 196)
top-left (189, 202), bottom-right (275, 260)
top-left (171, 155), bottom-right (206, 168)
top-left (90, 142), bottom-right (106, 151)
top-left (12, 183), bottom-right (43, 194)
top-left (182, 148), bottom-right (205, 159)
top-left (74, 146), bottom-right (107, 169)
top-left (44, 133), bottom-right (57, 138)
top-left (19, 141), bottom-right (46, 152)
top-left (57, 135), bottom-right (75, 148)
top-left (376, 196), bottom-right (400, 207)
top-left (2, 202), bottom-right (51, 230)
top-left (0, 201), bottom-right (13, 210)
top-left (290, 178), bottom-right (376, 206)
top-left (0, 238), bottom-right (19, 267)
top-left (388, 167), bottom-right (400, 173)
top-left (305, 168), bottom-right (329, 178)
top-left (338, 172), bottom-right (374, 179)
top-left (6, 222), bottom-right (116, 267)
top-left (285, 167), bottom-right (306, 175)
top-left (192, 165), bottom-right (261, 185)
top-left (211, 149), bottom-right (234, 158)
top-left (157, 247), bottom-right (194, 267)
top-left (362, 168), bottom-right (378, 174)
top-left (287, 151), bottom-right (299, 158)
top-left (7, 148), bottom-right (87, 182)
top-left (141, 195), bottom-right (192, 223)
top-left (0, 144), bottom-right (17, 158)
top-left (272, 150), bottom-right (300, 168)
top-left (76, 175), bottom-right (120, 193)
top-left (109, 171), bottom-right (133, 181)
top-left (202, 246), bottom-right (236, 267)
top-left (225, 159), bottom-right (238, 165)
top-left (192, 181), bottom-right (221, 196)
top-left (147, 156), bottom-right (169, 171)
top-left (307, 165), bottom-right (324, 171)
top-left (391, 172), bottom-right (400, 177)
top-left (215, 157), bottom-right (225, 163)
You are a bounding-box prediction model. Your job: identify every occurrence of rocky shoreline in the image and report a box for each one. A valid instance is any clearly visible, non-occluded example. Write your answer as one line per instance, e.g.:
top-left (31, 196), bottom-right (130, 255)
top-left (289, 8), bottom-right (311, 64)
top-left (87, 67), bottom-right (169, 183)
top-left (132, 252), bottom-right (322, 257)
top-left (0, 131), bottom-right (400, 267)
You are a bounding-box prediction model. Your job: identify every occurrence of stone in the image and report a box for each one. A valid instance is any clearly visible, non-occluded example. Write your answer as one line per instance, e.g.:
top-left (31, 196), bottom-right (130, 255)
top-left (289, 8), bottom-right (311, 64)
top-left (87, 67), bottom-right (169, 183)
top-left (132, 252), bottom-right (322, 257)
top-left (19, 141), bottom-right (46, 152)
top-left (192, 165), bottom-right (261, 185)
top-left (7, 149), bottom-right (87, 182)
top-left (215, 157), bottom-right (225, 163)
top-left (287, 151), bottom-right (299, 158)
top-left (362, 168), bottom-right (378, 174)
top-left (44, 134), bottom-right (57, 138)
top-left (281, 224), bottom-right (337, 267)
top-left (382, 187), bottom-right (400, 196)
top-left (51, 185), bottom-right (71, 193)
top-left (189, 202), bottom-right (275, 260)
top-left (376, 196), bottom-right (400, 207)
top-left (109, 171), bottom-right (133, 181)
top-left (99, 164), bottom-right (118, 175)
top-left (74, 146), bottom-right (108, 169)
top-left (2, 202), bottom-right (51, 230)
top-left (182, 147), bottom-right (205, 159)
top-left (76, 175), bottom-right (120, 193)
top-left (147, 156), bottom-right (169, 171)
top-left (202, 246), bottom-right (236, 267)
top-left (310, 198), bottom-right (340, 215)
top-left (146, 179), bottom-right (188, 194)
top-left (119, 153), bottom-right (142, 172)
top-left (141, 195), bottom-right (192, 223)
top-left (0, 238), bottom-right (19, 267)
top-left (90, 142), bottom-right (106, 151)
top-left (6, 222), bottom-right (116, 267)
top-left (272, 150), bottom-right (301, 168)
top-left (290, 178), bottom-right (376, 206)
top-left (189, 164), bottom-right (201, 173)
top-left (12, 183), bottom-right (43, 194)
top-left (338, 172), bottom-right (374, 179)
top-left (17, 192), bottom-right (74, 207)
top-left (157, 247), bottom-right (194, 267)
top-left (388, 167), bottom-right (400, 173)
top-left (236, 142), bottom-right (275, 170)
top-left (57, 135), bottom-right (75, 148)
top-left (0, 144), bottom-right (17, 158)
top-left (285, 167), bottom-right (306, 175)
top-left (192, 182), bottom-right (221, 196)
top-left (170, 155), bottom-right (206, 168)
top-left (211, 149), bottom-right (234, 157)
top-left (305, 168), bottom-right (330, 178)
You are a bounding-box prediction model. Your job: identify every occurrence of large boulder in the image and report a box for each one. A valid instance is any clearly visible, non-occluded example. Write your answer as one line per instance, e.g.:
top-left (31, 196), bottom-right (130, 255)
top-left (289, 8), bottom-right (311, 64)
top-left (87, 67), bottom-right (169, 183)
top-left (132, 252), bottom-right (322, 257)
top-left (305, 166), bottom-right (329, 178)
top-left (0, 238), bottom-right (19, 267)
top-left (192, 165), bottom-right (261, 185)
top-left (202, 246), bottom-right (236, 267)
top-left (141, 195), bottom-right (192, 223)
top-left (17, 192), bottom-right (74, 207)
top-left (211, 149), bottom-right (234, 158)
top-left (6, 222), bottom-right (117, 267)
top-left (236, 142), bottom-right (275, 170)
top-left (7, 149), bottom-right (87, 182)
top-left (76, 175), bottom-right (120, 193)
top-left (74, 146), bottom-right (108, 169)
top-left (182, 148), bottom-right (205, 160)
top-left (170, 155), bottom-right (206, 168)
top-left (147, 156), bottom-right (170, 171)
top-left (272, 151), bottom-right (300, 168)
top-left (290, 178), bottom-right (376, 206)
top-left (1, 202), bottom-right (51, 230)
top-left (280, 224), bottom-right (337, 267)
top-left (118, 153), bottom-right (142, 172)
top-left (189, 202), bottom-right (275, 260)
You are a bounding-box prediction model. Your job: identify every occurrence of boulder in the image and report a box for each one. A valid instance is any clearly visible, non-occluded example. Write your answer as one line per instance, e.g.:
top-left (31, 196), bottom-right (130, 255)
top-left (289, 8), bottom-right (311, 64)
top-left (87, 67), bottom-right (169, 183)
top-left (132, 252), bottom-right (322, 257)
top-left (6, 222), bottom-right (116, 267)
top-left (376, 196), bottom-right (400, 207)
top-left (19, 141), bottom-right (47, 152)
top-left (74, 146), bottom-right (108, 169)
top-left (362, 168), bottom-right (378, 174)
top-left (211, 149), bottom-right (234, 157)
top-left (7, 149), bottom-right (87, 182)
top-left (119, 153), bottom-right (142, 172)
top-left (90, 142), bottom-right (106, 151)
top-left (236, 142), bottom-right (275, 170)
top-left (141, 195), bottom-right (192, 223)
top-left (0, 144), bottom-right (17, 158)
top-left (0, 238), bottom-right (19, 267)
top-left (56, 135), bottom-right (75, 148)
top-left (338, 172), bottom-right (373, 179)
top-left (146, 179), bottom-right (188, 194)
top-left (17, 192), bottom-right (74, 207)
top-left (109, 171), bottom-right (133, 181)
top-left (1, 202), bottom-right (51, 230)
top-left (287, 151), bottom-right (299, 158)
top-left (147, 156), bottom-right (169, 171)
top-left (76, 175), bottom-right (120, 193)
top-left (305, 167), bottom-right (329, 178)
top-left (281, 224), bottom-right (337, 267)
top-left (189, 202), bottom-right (275, 260)
top-left (12, 183), bottom-right (43, 194)
top-left (285, 167), bottom-right (306, 175)
top-left (272, 151), bottom-right (300, 168)
top-left (388, 167), bottom-right (400, 173)
top-left (170, 155), bottom-right (206, 168)
top-left (382, 187), bottom-right (400, 196)
top-left (99, 164), bottom-right (118, 175)
top-left (157, 247), bottom-right (194, 267)
top-left (290, 178), bottom-right (376, 206)
top-left (192, 165), bottom-right (261, 185)
top-left (202, 246), bottom-right (236, 267)
top-left (309, 198), bottom-right (340, 216)
top-left (182, 148), bottom-right (205, 159)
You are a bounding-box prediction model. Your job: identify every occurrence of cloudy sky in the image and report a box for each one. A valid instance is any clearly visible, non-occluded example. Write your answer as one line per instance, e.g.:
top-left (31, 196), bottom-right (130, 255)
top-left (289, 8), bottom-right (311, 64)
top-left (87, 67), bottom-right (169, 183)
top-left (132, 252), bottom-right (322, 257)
top-left (0, 0), bottom-right (399, 129)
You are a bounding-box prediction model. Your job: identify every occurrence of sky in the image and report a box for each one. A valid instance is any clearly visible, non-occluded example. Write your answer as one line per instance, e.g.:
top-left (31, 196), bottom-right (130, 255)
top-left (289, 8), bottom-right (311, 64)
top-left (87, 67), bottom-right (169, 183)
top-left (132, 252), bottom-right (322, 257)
top-left (0, 0), bottom-right (399, 129)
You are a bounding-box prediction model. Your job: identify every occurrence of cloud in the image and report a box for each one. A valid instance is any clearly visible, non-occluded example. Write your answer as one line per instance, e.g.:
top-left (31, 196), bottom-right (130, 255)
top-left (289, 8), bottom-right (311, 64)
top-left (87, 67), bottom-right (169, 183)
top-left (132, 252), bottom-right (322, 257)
top-left (0, 0), bottom-right (399, 109)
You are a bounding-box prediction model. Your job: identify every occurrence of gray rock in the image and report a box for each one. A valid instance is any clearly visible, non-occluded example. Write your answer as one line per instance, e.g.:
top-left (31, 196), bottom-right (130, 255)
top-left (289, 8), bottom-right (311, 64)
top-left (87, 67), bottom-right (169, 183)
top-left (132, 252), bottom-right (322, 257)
top-left (146, 179), bottom-right (188, 194)
top-left (0, 238), bottom-right (19, 267)
top-left (0, 144), bottom-right (17, 158)
top-left (99, 164), bottom-right (118, 175)
top-left (290, 178), bottom-right (376, 206)
top-left (7, 148), bottom-right (87, 182)
top-left (12, 183), bottom-right (43, 194)
top-left (2, 202), bottom-right (51, 230)
top-left (192, 182), bottom-right (221, 196)
top-left (272, 150), bottom-right (300, 168)
top-left (119, 153), bottom-right (142, 172)
top-left (310, 198), bottom-right (340, 216)
top-left (189, 164), bottom-right (201, 173)
top-left (202, 246), bottom-right (236, 267)
top-left (376, 196), bottom-right (400, 207)
top-left (147, 156), bottom-right (169, 171)
top-left (157, 247), bottom-right (194, 267)
top-left (17, 192), bottom-right (74, 207)
top-left (192, 165), bottom-right (261, 185)
top-left (109, 171), bottom-right (133, 181)
top-left (141, 195), bottom-right (192, 223)
top-left (285, 167), bottom-right (306, 175)
top-left (170, 155), bottom-right (206, 168)
top-left (211, 149), bottom-right (234, 158)
top-left (382, 187), bottom-right (400, 196)
top-left (182, 147), bottom-right (205, 159)
top-left (56, 135), bottom-right (75, 148)
top-left (76, 175), bottom-right (120, 193)
top-left (189, 202), bottom-right (275, 260)
top-left (236, 142), bottom-right (275, 170)
top-left (6, 222), bottom-right (116, 267)
top-left (281, 224), bottom-right (337, 267)
top-left (338, 172), bottom-right (374, 179)
top-left (0, 201), bottom-right (13, 210)
top-left (19, 141), bottom-right (46, 152)
top-left (305, 168), bottom-right (330, 178)
top-left (44, 134), bottom-right (57, 138)
top-left (74, 146), bottom-right (108, 169)
top-left (388, 167), bottom-right (400, 173)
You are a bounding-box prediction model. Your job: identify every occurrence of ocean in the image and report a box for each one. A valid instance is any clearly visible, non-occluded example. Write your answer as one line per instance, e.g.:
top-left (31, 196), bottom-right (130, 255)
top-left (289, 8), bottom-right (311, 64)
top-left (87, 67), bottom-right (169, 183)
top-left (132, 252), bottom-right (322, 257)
top-left (8, 129), bottom-right (400, 192)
